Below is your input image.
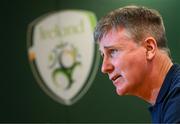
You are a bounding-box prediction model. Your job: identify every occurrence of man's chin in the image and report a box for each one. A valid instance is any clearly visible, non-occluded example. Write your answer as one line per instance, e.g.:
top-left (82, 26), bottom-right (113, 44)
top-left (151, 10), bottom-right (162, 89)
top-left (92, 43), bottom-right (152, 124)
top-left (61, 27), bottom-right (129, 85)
top-left (116, 88), bottom-right (126, 96)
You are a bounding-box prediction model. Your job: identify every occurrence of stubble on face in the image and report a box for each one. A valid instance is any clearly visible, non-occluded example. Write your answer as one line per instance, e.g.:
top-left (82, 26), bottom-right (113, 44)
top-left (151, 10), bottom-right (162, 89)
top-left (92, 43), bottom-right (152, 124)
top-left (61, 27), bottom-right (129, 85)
top-left (99, 28), bottom-right (148, 96)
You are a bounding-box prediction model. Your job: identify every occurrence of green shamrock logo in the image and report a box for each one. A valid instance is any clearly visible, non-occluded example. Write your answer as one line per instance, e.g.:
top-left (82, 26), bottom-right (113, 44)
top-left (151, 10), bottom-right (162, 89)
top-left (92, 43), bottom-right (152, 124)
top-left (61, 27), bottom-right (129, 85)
top-left (48, 42), bottom-right (81, 89)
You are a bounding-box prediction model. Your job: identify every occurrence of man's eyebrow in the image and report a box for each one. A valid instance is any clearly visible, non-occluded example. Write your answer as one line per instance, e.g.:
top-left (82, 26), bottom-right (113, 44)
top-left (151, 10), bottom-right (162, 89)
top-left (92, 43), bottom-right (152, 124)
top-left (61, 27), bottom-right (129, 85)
top-left (98, 43), bottom-right (125, 53)
top-left (99, 45), bottom-right (116, 51)
top-left (104, 46), bottom-right (114, 49)
top-left (103, 45), bottom-right (124, 50)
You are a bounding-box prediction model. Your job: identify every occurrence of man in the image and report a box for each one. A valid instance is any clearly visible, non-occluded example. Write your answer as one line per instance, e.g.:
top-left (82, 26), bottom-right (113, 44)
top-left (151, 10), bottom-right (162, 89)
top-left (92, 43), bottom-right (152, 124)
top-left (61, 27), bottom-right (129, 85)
top-left (94, 5), bottom-right (180, 123)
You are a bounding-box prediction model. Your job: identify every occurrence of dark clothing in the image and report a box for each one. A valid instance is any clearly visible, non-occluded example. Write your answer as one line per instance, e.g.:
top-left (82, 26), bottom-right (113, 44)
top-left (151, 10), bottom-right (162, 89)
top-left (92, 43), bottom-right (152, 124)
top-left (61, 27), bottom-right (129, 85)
top-left (149, 64), bottom-right (180, 123)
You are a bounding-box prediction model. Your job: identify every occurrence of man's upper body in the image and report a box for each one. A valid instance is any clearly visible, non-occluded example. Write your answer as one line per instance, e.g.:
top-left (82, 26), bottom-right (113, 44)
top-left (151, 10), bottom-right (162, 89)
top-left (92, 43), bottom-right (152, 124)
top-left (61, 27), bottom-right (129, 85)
top-left (94, 5), bottom-right (180, 123)
top-left (149, 63), bottom-right (180, 123)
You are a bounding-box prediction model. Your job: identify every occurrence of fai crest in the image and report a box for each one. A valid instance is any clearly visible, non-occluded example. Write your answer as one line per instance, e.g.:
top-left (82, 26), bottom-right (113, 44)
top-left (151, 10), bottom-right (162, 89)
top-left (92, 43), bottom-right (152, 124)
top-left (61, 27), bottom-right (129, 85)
top-left (27, 10), bottom-right (100, 105)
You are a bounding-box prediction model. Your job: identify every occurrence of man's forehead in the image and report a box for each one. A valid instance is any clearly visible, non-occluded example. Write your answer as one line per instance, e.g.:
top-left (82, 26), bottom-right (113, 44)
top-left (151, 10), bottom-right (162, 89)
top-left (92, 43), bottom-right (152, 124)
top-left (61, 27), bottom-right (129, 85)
top-left (99, 27), bottom-right (132, 42)
top-left (98, 32), bottom-right (132, 52)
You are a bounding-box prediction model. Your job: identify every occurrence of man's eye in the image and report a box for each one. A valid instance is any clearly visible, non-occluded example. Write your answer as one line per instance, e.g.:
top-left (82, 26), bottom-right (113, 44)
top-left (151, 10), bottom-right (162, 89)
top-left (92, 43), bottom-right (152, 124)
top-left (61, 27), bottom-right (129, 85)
top-left (109, 49), bottom-right (118, 57)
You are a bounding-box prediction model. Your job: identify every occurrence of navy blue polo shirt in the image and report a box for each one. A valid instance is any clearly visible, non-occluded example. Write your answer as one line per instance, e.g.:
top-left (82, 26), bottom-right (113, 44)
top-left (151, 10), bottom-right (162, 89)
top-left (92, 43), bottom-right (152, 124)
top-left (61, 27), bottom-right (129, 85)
top-left (149, 64), bottom-right (180, 123)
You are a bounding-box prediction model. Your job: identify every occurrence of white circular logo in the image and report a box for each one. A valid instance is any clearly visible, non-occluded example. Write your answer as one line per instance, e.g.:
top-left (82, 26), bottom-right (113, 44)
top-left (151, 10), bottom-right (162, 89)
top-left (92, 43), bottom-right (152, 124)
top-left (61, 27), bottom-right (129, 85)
top-left (27, 10), bottom-right (100, 105)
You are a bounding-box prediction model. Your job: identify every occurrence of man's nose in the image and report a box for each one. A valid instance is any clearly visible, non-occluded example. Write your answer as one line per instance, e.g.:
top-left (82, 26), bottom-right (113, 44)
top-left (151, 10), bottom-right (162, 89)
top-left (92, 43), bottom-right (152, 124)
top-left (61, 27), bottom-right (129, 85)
top-left (101, 58), bottom-right (114, 74)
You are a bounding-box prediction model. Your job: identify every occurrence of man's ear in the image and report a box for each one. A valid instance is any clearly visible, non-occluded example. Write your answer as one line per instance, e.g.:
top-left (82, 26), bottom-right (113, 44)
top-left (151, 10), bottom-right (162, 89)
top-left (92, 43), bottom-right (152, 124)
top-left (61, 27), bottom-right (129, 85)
top-left (143, 37), bottom-right (157, 60)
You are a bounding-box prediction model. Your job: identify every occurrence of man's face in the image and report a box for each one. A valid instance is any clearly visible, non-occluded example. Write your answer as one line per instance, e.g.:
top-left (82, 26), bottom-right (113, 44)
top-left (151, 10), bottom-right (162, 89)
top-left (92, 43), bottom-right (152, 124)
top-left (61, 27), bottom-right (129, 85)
top-left (99, 28), bottom-right (148, 96)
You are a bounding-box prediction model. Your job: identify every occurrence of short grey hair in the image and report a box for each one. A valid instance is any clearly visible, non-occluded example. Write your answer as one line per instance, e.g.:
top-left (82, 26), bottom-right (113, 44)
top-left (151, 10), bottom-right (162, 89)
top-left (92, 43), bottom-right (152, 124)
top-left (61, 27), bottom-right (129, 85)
top-left (94, 5), bottom-right (171, 57)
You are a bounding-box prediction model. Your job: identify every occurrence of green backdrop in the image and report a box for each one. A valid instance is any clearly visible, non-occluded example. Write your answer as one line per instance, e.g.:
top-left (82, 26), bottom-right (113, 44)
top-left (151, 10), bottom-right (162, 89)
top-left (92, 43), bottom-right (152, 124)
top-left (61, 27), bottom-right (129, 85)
top-left (1, 0), bottom-right (180, 122)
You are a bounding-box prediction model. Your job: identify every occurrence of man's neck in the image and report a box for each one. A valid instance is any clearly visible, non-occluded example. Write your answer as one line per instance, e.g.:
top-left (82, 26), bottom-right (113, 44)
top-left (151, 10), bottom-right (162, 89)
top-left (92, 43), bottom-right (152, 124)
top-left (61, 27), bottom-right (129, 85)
top-left (137, 51), bottom-right (173, 105)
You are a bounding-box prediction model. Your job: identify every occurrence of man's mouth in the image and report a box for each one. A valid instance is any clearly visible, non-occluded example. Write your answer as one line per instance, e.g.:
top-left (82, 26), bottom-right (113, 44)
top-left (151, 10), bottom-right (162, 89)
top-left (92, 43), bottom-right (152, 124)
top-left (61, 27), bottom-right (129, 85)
top-left (111, 75), bottom-right (122, 82)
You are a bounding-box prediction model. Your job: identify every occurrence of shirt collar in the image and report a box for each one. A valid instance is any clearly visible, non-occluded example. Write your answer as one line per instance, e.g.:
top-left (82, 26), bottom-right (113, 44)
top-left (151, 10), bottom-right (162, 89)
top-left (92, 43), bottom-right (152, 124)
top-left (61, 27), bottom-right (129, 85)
top-left (155, 64), bottom-right (178, 104)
